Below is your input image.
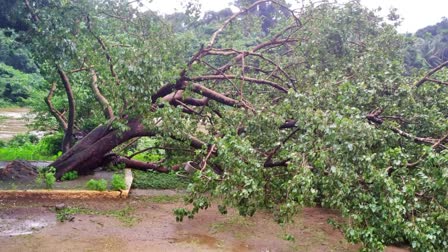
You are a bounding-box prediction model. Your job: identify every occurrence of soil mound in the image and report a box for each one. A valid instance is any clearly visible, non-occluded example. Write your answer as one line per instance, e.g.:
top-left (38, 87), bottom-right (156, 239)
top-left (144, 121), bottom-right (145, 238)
top-left (0, 160), bottom-right (38, 182)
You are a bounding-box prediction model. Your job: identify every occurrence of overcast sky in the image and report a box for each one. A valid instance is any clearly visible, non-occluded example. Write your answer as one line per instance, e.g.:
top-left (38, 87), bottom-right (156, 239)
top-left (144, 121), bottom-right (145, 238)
top-left (143, 0), bottom-right (447, 33)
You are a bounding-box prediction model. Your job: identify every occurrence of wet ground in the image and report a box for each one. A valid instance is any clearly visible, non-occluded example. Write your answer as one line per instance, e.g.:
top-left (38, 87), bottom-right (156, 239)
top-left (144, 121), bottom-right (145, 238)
top-left (0, 107), bottom-right (31, 141)
top-left (0, 191), bottom-right (410, 252)
top-left (0, 161), bottom-right (51, 169)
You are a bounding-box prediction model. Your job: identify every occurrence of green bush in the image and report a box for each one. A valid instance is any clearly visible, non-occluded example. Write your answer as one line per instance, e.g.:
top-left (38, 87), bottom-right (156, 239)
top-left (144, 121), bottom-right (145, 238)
top-left (61, 171), bottom-right (78, 181)
top-left (132, 170), bottom-right (189, 189)
top-left (0, 63), bottom-right (44, 106)
top-left (111, 174), bottom-right (126, 190)
top-left (0, 132), bottom-right (62, 161)
top-left (86, 179), bottom-right (107, 191)
top-left (0, 144), bottom-right (57, 161)
top-left (35, 166), bottom-right (56, 189)
top-left (8, 133), bottom-right (39, 147)
top-left (38, 133), bottom-right (63, 156)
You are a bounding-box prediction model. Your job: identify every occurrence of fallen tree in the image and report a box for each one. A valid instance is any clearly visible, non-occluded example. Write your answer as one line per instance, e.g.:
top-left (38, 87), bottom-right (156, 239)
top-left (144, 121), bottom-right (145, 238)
top-left (20, 0), bottom-right (448, 251)
top-left (26, 0), bottom-right (302, 178)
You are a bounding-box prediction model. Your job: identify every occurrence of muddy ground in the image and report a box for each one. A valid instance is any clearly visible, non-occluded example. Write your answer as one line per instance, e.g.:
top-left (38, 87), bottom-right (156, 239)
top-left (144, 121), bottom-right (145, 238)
top-left (0, 190), bottom-right (409, 252)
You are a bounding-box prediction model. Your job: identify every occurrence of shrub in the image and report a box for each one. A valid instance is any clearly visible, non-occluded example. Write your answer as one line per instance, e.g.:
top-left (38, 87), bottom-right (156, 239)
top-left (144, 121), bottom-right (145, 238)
top-left (60, 171), bottom-right (78, 181)
top-left (38, 133), bottom-right (63, 156)
top-left (132, 170), bottom-right (189, 189)
top-left (8, 133), bottom-right (39, 147)
top-left (86, 179), bottom-right (107, 191)
top-left (35, 166), bottom-right (56, 189)
top-left (111, 174), bottom-right (126, 190)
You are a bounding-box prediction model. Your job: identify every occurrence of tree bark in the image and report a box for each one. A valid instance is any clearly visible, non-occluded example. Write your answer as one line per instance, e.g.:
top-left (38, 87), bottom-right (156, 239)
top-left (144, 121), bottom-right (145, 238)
top-left (50, 119), bottom-right (155, 179)
top-left (90, 69), bottom-right (114, 120)
top-left (44, 82), bottom-right (68, 131)
top-left (57, 66), bottom-right (76, 153)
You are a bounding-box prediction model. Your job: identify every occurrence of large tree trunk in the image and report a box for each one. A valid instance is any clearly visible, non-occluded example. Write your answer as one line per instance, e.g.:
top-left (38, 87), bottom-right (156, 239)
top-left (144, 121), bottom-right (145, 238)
top-left (50, 119), bottom-right (155, 179)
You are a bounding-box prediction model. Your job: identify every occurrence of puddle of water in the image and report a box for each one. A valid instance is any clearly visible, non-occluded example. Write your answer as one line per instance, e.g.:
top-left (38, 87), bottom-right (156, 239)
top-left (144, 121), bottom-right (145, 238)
top-left (0, 218), bottom-right (55, 236)
top-left (173, 234), bottom-right (220, 248)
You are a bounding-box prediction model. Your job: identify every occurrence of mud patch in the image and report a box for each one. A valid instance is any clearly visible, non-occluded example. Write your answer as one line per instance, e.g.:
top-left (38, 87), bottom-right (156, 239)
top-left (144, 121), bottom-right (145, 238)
top-left (0, 160), bottom-right (38, 182)
top-left (0, 196), bottom-right (410, 251)
top-left (173, 234), bottom-right (221, 248)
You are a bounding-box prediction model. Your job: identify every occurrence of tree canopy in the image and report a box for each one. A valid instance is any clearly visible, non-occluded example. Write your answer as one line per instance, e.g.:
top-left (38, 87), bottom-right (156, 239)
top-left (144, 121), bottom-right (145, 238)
top-left (6, 0), bottom-right (448, 251)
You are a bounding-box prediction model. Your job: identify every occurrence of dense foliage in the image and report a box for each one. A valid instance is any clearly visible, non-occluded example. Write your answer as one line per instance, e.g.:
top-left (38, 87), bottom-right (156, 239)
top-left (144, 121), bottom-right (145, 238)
top-left (2, 0), bottom-right (447, 251)
top-left (0, 63), bottom-right (45, 106)
top-left (406, 18), bottom-right (448, 70)
top-left (0, 133), bottom-right (62, 160)
top-left (0, 28), bottom-right (44, 106)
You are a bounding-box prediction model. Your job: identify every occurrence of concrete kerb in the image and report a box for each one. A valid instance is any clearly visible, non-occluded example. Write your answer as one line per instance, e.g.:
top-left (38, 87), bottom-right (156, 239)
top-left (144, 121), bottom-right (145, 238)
top-left (0, 169), bottom-right (133, 200)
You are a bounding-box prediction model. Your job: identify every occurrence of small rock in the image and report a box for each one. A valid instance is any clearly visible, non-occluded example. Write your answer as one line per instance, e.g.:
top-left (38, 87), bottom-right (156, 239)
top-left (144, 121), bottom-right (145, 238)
top-left (55, 203), bottom-right (66, 210)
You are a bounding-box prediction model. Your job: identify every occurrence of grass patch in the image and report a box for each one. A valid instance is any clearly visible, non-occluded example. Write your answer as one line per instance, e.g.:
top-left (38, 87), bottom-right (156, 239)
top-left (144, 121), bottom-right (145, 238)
top-left (86, 179), bottom-right (108, 191)
top-left (138, 194), bottom-right (183, 203)
top-left (132, 170), bottom-right (189, 189)
top-left (0, 145), bottom-right (57, 161)
top-left (0, 133), bottom-right (62, 161)
top-left (56, 205), bottom-right (139, 226)
top-left (106, 206), bottom-right (140, 226)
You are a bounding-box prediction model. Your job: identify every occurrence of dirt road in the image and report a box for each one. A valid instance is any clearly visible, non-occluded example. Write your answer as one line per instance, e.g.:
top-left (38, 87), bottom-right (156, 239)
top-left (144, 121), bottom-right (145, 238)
top-left (0, 190), bottom-right (410, 252)
top-left (0, 193), bottom-right (354, 251)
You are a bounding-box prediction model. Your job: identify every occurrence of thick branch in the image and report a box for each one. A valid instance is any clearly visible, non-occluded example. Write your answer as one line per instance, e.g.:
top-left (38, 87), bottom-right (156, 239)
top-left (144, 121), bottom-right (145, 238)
top-left (183, 97), bottom-right (209, 106)
top-left (90, 69), bottom-right (114, 120)
top-left (424, 77), bottom-right (448, 86)
top-left (116, 157), bottom-right (178, 173)
top-left (264, 127), bottom-right (301, 168)
top-left (188, 134), bottom-right (207, 149)
top-left (366, 109), bottom-right (440, 147)
top-left (207, 0), bottom-right (271, 48)
top-left (208, 49), bottom-right (296, 90)
top-left (57, 66), bottom-right (76, 153)
top-left (190, 83), bottom-right (241, 107)
top-left (86, 15), bottom-right (120, 85)
top-left (216, 38), bottom-right (298, 75)
top-left (127, 146), bottom-right (193, 159)
top-left (389, 127), bottom-right (439, 146)
top-left (189, 75), bottom-right (288, 93)
top-left (52, 119), bottom-right (156, 178)
top-left (432, 132), bottom-right (448, 149)
top-left (415, 60), bottom-right (448, 87)
top-left (151, 83), bottom-right (177, 103)
top-left (44, 82), bottom-right (68, 131)
top-left (208, 0), bottom-right (299, 48)
top-left (279, 119), bottom-right (297, 129)
top-left (24, 0), bottom-right (40, 23)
